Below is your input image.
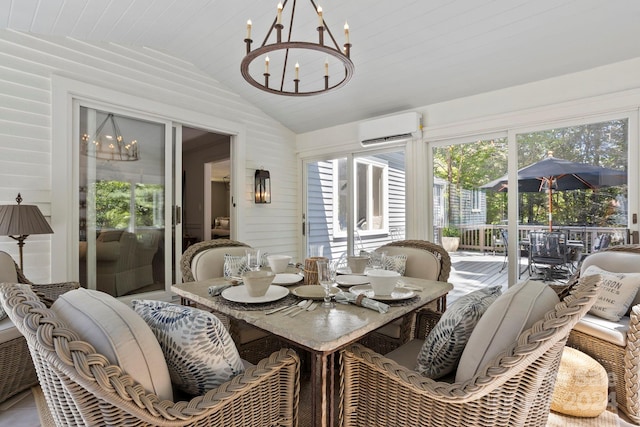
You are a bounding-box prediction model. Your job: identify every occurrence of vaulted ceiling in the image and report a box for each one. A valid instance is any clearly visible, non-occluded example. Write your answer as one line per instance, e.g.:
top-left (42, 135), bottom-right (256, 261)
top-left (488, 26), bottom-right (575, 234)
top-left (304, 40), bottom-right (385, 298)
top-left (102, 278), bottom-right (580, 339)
top-left (2, 0), bottom-right (640, 133)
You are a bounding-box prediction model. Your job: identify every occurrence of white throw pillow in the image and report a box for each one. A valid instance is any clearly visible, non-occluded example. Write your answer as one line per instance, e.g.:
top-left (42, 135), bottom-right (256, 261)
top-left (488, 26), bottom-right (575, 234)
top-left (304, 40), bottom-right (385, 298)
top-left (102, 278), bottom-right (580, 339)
top-left (51, 288), bottom-right (173, 400)
top-left (455, 279), bottom-right (560, 382)
top-left (416, 285), bottom-right (502, 379)
top-left (582, 265), bottom-right (640, 321)
top-left (132, 300), bottom-right (245, 396)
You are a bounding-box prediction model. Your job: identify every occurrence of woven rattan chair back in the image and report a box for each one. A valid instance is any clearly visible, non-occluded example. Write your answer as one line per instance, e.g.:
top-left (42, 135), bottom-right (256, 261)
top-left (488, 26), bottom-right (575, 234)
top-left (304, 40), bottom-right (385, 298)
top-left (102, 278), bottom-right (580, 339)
top-left (341, 274), bottom-right (601, 427)
top-left (0, 283), bottom-right (300, 427)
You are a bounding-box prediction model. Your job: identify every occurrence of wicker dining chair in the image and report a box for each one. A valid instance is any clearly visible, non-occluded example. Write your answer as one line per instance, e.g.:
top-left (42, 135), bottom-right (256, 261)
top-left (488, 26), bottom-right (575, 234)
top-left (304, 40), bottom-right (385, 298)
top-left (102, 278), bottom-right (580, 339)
top-left (340, 274), bottom-right (600, 427)
top-left (0, 283), bottom-right (300, 427)
top-left (358, 240), bottom-right (452, 354)
top-left (0, 251), bottom-right (78, 403)
top-left (180, 239), bottom-right (282, 364)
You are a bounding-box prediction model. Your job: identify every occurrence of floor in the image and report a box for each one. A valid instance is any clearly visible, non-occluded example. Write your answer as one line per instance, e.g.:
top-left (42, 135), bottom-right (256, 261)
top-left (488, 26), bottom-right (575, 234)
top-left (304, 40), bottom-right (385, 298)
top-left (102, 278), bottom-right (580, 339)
top-left (0, 251), bottom-right (636, 426)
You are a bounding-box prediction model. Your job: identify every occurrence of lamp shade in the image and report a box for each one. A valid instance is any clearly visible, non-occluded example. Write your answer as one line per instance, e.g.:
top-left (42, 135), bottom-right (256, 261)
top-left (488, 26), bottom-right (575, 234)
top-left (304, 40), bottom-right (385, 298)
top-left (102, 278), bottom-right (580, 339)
top-left (0, 204), bottom-right (53, 236)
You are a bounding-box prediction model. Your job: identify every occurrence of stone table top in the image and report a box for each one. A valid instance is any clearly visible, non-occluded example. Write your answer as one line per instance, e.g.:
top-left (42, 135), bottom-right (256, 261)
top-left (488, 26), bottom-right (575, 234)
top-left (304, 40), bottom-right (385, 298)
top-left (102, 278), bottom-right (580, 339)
top-left (172, 276), bottom-right (452, 353)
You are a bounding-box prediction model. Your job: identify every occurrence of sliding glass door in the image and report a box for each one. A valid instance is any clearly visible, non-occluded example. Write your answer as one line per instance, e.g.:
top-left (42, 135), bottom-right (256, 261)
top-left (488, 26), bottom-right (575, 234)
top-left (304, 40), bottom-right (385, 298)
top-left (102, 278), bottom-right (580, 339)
top-left (79, 106), bottom-right (174, 297)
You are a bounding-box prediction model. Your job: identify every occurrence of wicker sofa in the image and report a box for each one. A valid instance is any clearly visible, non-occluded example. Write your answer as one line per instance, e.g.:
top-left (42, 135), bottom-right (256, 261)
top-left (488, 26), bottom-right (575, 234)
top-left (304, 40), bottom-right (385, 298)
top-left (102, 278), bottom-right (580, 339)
top-left (566, 244), bottom-right (640, 423)
top-left (0, 283), bottom-right (300, 426)
top-left (0, 251), bottom-right (78, 403)
top-left (340, 274), bottom-right (600, 427)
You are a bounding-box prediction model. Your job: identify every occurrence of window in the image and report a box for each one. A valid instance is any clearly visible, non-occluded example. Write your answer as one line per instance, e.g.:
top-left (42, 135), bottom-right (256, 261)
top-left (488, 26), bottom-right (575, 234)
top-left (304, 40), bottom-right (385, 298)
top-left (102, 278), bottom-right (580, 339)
top-left (334, 157), bottom-right (389, 236)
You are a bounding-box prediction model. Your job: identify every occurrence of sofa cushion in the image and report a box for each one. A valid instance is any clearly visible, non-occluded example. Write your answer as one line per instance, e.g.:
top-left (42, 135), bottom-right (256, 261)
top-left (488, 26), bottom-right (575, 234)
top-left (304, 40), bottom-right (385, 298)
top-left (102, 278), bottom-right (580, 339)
top-left (582, 265), bottom-right (640, 321)
top-left (455, 279), bottom-right (560, 382)
top-left (191, 246), bottom-right (247, 281)
top-left (132, 300), bottom-right (244, 395)
top-left (573, 313), bottom-right (629, 347)
top-left (51, 288), bottom-right (173, 400)
top-left (385, 338), bottom-right (425, 369)
top-left (417, 285), bottom-right (502, 379)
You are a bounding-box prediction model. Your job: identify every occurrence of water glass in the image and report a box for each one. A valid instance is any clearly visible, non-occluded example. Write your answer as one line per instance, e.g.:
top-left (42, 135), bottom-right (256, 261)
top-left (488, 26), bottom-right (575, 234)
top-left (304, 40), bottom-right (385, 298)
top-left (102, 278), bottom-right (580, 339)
top-left (316, 259), bottom-right (336, 308)
top-left (245, 249), bottom-right (261, 272)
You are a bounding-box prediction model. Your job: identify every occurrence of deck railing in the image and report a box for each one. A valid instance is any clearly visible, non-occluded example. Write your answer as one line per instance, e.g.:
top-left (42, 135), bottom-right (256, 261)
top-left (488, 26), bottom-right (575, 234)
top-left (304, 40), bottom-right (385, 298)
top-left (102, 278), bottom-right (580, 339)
top-left (437, 225), bottom-right (629, 255)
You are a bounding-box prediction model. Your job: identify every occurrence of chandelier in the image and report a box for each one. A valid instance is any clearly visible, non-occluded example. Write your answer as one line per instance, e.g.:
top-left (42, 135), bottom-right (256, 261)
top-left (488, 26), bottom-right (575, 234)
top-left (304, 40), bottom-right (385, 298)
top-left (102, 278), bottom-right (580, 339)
top-left (81, 113), bottom-right (139, 161)
top-left (241, 0), bottom-right (354, 96)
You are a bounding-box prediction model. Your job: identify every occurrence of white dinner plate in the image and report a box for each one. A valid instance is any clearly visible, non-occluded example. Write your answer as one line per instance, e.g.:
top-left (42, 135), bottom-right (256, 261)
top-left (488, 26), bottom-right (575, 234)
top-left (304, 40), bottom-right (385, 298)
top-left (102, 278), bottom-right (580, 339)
top-left (272, 273), bottom-right (303, 286)
top-left (221, 285), bottom-right (289, 303)
top-left (348, 284), bottom-right (415, 301)
top-left (292, 285), bottom-right (340, 300)
top-left (336, 275), bottom-right (370, 286)
top-left (336, 268), bottom-right (366, 276)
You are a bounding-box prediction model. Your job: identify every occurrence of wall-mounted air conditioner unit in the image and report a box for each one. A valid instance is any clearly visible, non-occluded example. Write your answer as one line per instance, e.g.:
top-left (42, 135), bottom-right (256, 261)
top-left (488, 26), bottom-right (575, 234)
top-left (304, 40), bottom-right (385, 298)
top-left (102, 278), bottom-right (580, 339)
top-left (358, 112), bottom-right (422, 146)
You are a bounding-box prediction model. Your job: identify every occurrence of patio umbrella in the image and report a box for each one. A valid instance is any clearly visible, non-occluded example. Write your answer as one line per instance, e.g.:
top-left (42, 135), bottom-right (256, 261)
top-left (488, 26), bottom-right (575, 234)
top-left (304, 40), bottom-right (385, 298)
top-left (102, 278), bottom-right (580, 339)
top-left (481, 152), bottom-right (627, 230)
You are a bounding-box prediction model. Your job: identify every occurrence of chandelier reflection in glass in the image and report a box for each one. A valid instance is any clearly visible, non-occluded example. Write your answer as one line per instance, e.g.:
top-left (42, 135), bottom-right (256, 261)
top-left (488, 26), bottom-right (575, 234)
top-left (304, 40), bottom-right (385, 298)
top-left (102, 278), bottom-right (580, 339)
top-left (81, 113), bottom-right (139, 161)
top-left (241, 0), bottom-right (354, 96)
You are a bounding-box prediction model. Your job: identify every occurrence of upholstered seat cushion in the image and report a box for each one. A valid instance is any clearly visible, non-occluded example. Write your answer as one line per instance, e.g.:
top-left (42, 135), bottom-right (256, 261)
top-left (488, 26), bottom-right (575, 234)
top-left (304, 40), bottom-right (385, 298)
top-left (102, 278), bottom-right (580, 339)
top-left (455, 279), bottom-right (560, 382)
top-left (417, 285), bottom-right (502, 379)
top-left (51, 288), bottom-right (173, 400)
top-left (132, 300), bottom-right (245, 395)
top-left (573, 313), bottom-right (629, 347)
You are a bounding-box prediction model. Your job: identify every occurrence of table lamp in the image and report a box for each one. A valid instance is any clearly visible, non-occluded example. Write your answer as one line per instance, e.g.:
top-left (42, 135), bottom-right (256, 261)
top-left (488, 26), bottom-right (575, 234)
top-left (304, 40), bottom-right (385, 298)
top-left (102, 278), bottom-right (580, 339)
top-left (0, 193), bottom-right (54, 271)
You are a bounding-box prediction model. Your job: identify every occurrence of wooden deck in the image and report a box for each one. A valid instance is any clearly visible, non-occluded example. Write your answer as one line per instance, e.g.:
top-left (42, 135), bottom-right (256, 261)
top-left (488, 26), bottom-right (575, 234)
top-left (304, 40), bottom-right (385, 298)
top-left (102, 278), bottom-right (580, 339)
top-left (447, 251), bottom-right (520, 304)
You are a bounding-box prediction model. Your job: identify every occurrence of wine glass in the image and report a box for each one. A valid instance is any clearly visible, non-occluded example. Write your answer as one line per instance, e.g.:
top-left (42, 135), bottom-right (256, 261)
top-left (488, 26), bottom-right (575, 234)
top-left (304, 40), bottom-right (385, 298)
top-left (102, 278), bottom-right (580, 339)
top-left (316, 259), bottom-right (336, 308)
top-left (245, 249), bottom-right (261, 272)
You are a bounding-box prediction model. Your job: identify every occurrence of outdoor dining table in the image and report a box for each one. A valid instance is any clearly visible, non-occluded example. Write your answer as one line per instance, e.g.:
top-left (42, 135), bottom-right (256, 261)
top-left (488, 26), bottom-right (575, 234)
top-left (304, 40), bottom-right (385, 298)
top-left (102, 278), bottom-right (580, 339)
top-left (172, 276), bottom-right (452, 427)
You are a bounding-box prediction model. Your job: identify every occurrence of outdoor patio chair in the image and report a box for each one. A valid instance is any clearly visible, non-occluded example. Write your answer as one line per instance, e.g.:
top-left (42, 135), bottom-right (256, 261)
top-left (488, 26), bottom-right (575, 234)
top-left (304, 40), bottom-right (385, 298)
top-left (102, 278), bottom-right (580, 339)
top-left (0, 251), bottom-right (78, 403)
top-left (528, 230), bottom-right (572, 281)
top-left (358, 240), bottom-right (451, 354)
top-left (180, 239), bottom-right (282, 364)
top-left (340, 274), bottom-right (600, 427)
top-left (0, 284), bottom-right (300, 427)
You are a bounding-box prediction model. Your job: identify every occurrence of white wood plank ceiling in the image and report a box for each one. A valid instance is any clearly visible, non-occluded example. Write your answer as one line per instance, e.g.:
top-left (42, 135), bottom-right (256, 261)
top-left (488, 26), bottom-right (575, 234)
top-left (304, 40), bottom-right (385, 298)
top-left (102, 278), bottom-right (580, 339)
top-left (2, 0), bottom-right (640, 133)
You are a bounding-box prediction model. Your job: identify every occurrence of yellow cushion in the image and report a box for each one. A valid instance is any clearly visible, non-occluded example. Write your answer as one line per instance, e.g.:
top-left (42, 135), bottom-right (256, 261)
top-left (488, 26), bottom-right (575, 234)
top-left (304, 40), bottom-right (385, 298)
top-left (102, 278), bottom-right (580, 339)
top-left (551, 347), bottom-right (608, 417)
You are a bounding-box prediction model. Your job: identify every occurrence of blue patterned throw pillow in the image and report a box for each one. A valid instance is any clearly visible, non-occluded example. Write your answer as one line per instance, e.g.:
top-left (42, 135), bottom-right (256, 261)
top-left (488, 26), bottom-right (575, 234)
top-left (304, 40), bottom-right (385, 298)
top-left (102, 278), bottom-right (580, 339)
top-left (132, 300), bottom-right (245, 395)
top-left (416, 285), bottom-right (502, 379)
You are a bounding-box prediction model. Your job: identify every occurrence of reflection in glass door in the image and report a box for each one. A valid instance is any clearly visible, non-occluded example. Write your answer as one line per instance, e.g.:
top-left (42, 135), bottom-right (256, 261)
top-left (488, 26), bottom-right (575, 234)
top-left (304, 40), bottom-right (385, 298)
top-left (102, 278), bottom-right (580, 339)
top-left (305, 148), bottom-right (405, 260)
top-left (79, 106), bottom-right (168, 297)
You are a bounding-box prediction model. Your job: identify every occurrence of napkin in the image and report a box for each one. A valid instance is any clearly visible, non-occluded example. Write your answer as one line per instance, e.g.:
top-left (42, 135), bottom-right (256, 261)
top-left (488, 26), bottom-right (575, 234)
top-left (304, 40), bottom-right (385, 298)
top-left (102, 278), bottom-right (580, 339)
top-left (208, 279), bottom-right (241, 296)
top-left (335, 291), bottom-right (389, 313)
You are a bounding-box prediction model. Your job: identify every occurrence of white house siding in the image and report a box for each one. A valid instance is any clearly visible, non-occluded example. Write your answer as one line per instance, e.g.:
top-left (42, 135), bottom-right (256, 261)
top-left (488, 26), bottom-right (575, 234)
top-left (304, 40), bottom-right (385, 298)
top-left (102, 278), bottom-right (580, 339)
top-left (0, 29), bottom-right (297, 283)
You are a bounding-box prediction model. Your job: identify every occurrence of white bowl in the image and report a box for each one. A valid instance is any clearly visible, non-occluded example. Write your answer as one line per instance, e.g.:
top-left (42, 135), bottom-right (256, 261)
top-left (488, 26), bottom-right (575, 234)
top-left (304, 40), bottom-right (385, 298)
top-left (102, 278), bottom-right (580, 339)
top-left (366, 269), bottom-right (400, 296)
top-left (242, 271), bottom-right (276, 297)
top-left (267, 255), bottom-right (292, 273)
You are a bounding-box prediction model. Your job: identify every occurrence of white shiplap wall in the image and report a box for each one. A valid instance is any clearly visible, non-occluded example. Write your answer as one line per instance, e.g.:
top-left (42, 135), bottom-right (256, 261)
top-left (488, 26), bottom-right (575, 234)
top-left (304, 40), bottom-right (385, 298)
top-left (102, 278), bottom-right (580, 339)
top-left (0, 29), bottom-right (299, 283)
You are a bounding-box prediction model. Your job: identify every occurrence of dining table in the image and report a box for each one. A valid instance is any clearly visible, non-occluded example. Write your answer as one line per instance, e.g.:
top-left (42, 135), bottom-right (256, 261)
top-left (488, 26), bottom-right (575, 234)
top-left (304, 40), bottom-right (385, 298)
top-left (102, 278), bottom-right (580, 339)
top-left (172, 274), bottom-right (452, 427)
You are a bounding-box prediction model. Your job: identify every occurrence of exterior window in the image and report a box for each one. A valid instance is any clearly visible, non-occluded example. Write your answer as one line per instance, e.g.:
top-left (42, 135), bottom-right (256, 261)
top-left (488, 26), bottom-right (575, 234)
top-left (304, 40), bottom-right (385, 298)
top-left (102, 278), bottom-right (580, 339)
top-left (471, 188), bottom-right (482, 212)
